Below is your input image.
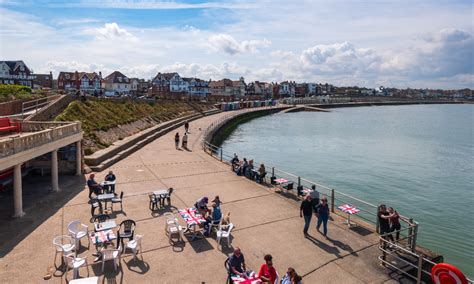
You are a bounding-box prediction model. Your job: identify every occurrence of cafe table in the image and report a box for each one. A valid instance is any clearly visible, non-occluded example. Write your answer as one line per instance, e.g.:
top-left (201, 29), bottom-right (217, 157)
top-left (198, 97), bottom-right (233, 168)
top-left (69, 277), bottom-right (99, 284)
top-left (338, 204), bottom-right (360, 228)
top-left (94, 220), bottom-right (117, 232)
top-left (178, 207), bottom-right (207, 241)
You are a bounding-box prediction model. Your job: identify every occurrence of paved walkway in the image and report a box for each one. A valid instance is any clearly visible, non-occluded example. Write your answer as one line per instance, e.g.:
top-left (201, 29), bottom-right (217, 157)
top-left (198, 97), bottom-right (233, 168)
top-left (0, 111), bottom-right (403, 283)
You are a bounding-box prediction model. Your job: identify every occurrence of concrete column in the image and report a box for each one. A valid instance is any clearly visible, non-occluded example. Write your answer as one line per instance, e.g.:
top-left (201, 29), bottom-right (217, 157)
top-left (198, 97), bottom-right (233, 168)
top-left (13, 164), bottom-right (25, 218)
top-left (75, 140), bottom-right (82, 176)
top-left (51, 149), bottom-right (59, 192)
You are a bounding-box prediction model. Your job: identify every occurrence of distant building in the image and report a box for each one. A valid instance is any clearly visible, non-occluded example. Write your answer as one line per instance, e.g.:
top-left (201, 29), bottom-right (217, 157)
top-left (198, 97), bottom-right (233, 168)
top-left (102, 71), bottom-right (131, 94)
top-left (33, 72), bottom-right (54, 89)
top-left (0, 60), bottom-right (36, 87)
top-left (279, 81), bottom-right (296, 96)
top-left (183, 77), bottom-right (210, 97)
top-left (57, 71), bottom-right (102, 92)
top-left (209, 77), bottom-right (246, 98)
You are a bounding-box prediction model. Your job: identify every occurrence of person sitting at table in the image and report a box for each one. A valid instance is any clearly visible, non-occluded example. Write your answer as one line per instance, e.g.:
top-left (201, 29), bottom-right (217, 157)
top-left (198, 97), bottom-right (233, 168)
top-left (258, 254), bottom-right (278, 283)
top-left (212, 195), bottom-right (223, 208)
top-left (281, 267), bottom-right (302, 284)
top-left (104, 171), bottom-right (116, 193)
top-left (194, 196), bottom-right (209, 217)
top-left (231, 154), bottom-right (240, 171)
top-left (229, 248), bottom-right (247, 277)
top-left (247, 159), bottom-right (254, 179)
top-left (257, 164), bottom-right (266, 183)
top-left (205, 202), bottom-right (222, 235)
top-left (87, 174), bottom-right (103, 199)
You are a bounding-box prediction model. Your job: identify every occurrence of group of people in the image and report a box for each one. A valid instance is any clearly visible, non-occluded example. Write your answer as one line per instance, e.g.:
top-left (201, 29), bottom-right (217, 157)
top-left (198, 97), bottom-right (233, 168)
top-left (229, 248), bottom-right (302, 284)
top-left (194, 195), bottom-right (225, 236)
top-left (87, 171), bottom-right (116, 199)
top-left (231, 154), bottom-right (266, 183)
top-left (300, 186), bottom-right (330, 237)
top-left (378, 204), bottom-right (402, 242)
top-left (174, 121), bottom-right (190, 150)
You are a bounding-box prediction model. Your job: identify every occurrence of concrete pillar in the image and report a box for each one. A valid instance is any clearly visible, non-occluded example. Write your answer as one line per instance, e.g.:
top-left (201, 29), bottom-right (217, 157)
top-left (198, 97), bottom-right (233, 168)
top-left (13, 164), bottom-right (25, 218)
top-left (51, 149), bottom-right (59, 192)
top-left (75, 140), bottom-right (82, 176)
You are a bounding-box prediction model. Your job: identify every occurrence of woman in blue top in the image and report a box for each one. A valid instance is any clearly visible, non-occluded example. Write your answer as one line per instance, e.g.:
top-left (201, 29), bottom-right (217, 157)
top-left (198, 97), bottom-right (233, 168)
top-left (315, 197), bottom-right (330, 237)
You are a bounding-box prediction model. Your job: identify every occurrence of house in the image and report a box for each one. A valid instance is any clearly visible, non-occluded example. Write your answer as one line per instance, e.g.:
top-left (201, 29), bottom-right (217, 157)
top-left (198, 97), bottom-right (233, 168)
top-left (151, 72), bottom-right (188, 97)
top-left (307, 83), bottom-right (317, 95)
top-left (183, 78), bottom-right (210, 97)
top-left (0, 60), bottom-right (36, 87)
top-left (57, 71), bottom-right (102, 92)
top-left (33, 72), bottom-right (54, 89)
top-left (102, 71), bottom-right (131, 95)
top-left (209, 77), bottom-right (246, 98)
top-left (279, 81), bottom-right (296, 96)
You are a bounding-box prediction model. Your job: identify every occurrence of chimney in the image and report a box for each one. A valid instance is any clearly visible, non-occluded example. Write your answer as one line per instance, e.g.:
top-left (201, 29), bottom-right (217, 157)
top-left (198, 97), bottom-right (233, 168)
top-left (99, 71), bottom-right (102, 79)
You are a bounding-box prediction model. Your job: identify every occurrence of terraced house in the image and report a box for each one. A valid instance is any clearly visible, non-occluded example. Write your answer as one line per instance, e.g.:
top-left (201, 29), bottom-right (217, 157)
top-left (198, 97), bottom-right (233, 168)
top-left (57, 71), bottom-right (102, 92)
top-left (183, 77), bottom-right (210, 97)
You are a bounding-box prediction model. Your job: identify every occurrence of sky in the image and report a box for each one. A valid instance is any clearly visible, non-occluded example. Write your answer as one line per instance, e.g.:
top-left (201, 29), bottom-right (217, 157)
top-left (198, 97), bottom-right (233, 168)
top-left (0, 0), bottom-right (472, 89)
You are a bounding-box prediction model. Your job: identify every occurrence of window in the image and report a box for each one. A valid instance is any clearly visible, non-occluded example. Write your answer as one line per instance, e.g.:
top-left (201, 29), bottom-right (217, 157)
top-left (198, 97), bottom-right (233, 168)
top-left (81, 77), bottom-right (89, 88)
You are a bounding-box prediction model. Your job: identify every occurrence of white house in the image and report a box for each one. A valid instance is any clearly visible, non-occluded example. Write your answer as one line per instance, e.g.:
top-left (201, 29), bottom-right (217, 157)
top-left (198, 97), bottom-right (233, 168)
top-left (183, 77), bottom-right (210, 96)
top-left (102, 71), bottom-right (131, 94)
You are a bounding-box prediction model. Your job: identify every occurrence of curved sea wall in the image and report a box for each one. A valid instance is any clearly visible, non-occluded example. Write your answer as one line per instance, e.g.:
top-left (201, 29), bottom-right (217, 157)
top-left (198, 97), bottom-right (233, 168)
top-left (204, 106), bottom-right (290, 146)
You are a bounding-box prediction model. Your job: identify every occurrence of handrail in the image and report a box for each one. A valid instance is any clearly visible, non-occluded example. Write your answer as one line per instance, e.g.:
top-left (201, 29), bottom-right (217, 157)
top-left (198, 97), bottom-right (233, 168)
top-left (21, 94), bottom-right (60, 118)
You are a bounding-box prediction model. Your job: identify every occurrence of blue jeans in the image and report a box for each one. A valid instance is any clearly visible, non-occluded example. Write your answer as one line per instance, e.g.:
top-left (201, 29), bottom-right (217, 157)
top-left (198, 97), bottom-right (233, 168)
top-left (317, 215), bottom-right (328, 236)
top-left (303, 215), bottom-right (312, 233)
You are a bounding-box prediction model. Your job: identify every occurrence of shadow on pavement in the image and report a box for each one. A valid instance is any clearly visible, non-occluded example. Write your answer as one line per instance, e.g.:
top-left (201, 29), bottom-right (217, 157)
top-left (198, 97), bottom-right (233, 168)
top-left (0, 174), bottom-right (86, 258)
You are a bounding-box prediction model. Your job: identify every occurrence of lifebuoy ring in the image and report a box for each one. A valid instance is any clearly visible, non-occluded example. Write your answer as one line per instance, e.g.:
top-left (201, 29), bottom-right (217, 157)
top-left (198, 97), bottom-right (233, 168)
top-left (431, 263), bottom-right (467, 284)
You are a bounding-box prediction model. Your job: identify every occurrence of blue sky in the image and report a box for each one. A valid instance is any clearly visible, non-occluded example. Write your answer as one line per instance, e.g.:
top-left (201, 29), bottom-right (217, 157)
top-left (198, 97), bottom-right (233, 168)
top-left (0, 0), bottom-right (472, 88)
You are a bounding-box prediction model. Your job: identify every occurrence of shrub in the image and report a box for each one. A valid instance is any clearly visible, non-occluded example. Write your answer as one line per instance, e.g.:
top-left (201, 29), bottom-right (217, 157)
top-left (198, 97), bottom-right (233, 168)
top-left (0, 84), bottom-right (33, 102)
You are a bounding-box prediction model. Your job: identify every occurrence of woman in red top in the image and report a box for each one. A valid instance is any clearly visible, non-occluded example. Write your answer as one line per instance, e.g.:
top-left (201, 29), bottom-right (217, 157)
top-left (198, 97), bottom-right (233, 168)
top-left (388, 207), bottom-right (401, 242)
top-left (259, 254), bottom-right (278, 283)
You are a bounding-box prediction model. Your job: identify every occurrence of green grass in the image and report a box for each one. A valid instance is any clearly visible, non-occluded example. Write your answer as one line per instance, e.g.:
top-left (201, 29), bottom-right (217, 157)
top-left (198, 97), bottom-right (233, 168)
top-left (0, 84), bottom-right (36, 102)
top-left (55, 98), bottom-right (214, 153)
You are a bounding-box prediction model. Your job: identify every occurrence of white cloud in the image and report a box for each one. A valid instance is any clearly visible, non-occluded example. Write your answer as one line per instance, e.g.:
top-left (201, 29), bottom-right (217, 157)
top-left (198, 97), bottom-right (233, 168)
top-left (90, 22), bottom-right (136, 41)
top-left (208, 34), bottom-right (271, 55)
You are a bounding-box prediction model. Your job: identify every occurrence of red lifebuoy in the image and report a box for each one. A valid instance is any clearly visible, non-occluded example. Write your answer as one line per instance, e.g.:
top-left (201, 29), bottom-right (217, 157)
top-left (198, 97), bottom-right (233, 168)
top-left (431, 263), bottom-right (468, 284)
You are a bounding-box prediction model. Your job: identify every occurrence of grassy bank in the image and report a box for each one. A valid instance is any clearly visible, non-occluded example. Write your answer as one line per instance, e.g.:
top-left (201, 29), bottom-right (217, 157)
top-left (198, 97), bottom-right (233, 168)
top-left (0, 85), bottom-right (46, 102)
top-left (55, 98), bottom-right (215, 153)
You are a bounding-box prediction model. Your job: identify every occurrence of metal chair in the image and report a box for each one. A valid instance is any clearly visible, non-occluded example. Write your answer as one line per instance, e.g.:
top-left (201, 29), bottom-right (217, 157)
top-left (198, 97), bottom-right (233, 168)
top-left (117, 219), bottom-right (136, 250)
top-left (149, 194), bottom-right (158, 211)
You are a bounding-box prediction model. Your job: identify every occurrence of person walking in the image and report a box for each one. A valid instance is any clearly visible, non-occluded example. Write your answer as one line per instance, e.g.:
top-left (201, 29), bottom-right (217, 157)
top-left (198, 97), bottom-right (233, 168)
top-left (300, 195), bottom-right (313, 235)
top-left (315, 197), bottom-right (330, 237)
top-left (184, 121), bottom-right (189, 133)
top-left (182, 133), bottom-right (188, 150)
top-left (174, 132), bottom-right (180, 149)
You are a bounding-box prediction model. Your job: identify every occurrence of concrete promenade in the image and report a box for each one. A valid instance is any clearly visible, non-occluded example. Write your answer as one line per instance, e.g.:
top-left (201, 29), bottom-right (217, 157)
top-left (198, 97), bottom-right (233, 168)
top-left (0, 110), bottom-right (403, 283)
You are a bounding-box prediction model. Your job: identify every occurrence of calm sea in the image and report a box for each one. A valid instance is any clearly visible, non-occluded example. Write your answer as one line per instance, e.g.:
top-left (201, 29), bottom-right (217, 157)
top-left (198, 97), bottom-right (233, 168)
top-left (221, 104), bottom-right (474, 277)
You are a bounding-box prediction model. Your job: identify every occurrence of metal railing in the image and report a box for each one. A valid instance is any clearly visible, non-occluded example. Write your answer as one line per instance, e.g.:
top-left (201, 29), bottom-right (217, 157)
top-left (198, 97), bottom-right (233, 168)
top-left (202, 139), bottom-right (419, 249)
top-left (21, 95), bottom-right (60, 118)
top-left (378, 235), bottom-right (474, 284)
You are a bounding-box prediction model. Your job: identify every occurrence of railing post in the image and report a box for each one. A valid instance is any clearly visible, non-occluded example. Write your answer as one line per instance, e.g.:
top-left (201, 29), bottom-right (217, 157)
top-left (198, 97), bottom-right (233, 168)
top-left (331, 188), bottom-right (335, 213)
top-left (408, 217), bottom-right (414, 249)
top-left (416, 254), bottom-right (423, 284)
top-left (220, 148), bottom-right (223, 162)
top-left (412, 222), bottom-right (418, 252)
top-left (272, 167), bottom-right (275, 177)
top-left (297, 176), bottom-right (301, 188)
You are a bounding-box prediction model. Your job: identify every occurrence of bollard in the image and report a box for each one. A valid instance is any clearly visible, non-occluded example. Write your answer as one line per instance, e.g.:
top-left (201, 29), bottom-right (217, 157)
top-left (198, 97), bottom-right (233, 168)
top-left (272, 167), bottom-right (275, 177)
top-left (331, 189), bottom-right (335, 213)
top-left (297, 176), bottom-right (301, 188)
top-left (220, 148), bottom-right (223, 162)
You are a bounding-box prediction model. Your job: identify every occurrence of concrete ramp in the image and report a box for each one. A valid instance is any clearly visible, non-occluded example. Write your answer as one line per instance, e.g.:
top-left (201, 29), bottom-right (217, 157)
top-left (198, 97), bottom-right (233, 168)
top-left (281, 105), bottom-right (330, 113)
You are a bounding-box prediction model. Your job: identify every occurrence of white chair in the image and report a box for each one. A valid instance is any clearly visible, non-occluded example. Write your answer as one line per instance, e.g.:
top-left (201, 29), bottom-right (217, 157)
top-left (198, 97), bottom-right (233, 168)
top-left (164, 212), bottom-right (179, 232)
top-left (208, 217), bottom-right (222, 235)
top-left (166, 221), bottom-right (184, 243)
top-left (68, 221), bottom-right (90, 249)
top-left (126, 235), bottom-right (143, 260)
top-left (216, 223), bottom-right (234, 247)
top-left (53, 235), bottom-right (76, 266)
top-left (63, 253), bottom-right (89, 280)
top-left (101, 247), bottom-right (121, 272)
